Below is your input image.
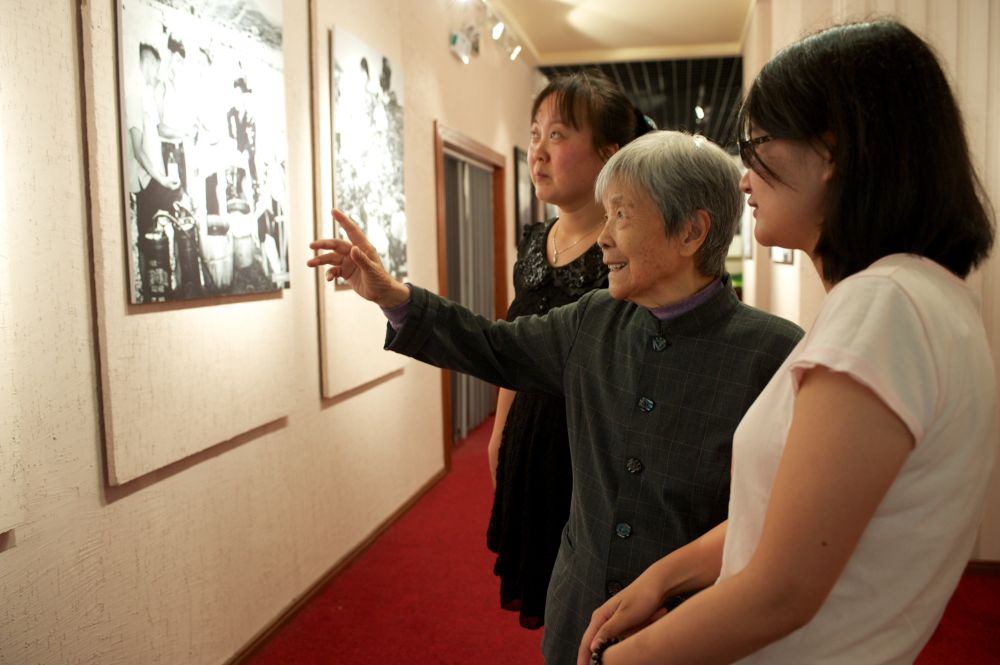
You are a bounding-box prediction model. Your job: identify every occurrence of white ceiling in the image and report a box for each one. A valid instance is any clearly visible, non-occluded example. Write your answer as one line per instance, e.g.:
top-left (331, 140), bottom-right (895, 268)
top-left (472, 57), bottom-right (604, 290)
top-left (490, 0), bottom-right (755, 65)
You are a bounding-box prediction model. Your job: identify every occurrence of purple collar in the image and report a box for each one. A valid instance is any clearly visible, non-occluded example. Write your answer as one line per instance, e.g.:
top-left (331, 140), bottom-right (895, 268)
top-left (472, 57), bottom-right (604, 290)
top-left (648, 279), bottom-right (724, 323)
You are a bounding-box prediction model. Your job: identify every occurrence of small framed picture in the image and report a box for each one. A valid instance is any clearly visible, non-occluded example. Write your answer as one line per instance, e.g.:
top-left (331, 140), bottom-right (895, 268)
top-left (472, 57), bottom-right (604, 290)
top-left (513, 147), bottom-right (538, 244)
top-left (770, 246), bottom-right (795, 264)
top-left (740, 195), bottom-right (753, 259)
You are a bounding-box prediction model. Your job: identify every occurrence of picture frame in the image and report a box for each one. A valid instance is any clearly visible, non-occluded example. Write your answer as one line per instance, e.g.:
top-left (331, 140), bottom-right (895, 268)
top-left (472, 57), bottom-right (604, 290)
top-left (513, 147), bottom-right (537, 245)
top-left (81, 0), bottom-right (295, 486)
top-left (116, 0), bottom-right (290, 304)
top-left (740, 194), bottom-right (754, 259)
top-left (541, 201), bottom-right (559, 223)
top-left (770, 246), bottom-right (795, 264)
top-left (308, 18), bottom-right (407, 399)
top-left (330, 26), bottom-right (408, 282)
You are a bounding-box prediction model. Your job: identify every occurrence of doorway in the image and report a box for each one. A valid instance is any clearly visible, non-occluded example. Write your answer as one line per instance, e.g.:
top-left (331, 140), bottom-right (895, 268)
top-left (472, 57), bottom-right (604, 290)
top-left (433, 122), bottom-right (507, 469)
top-left (445, 155), bottom-right (495, 441)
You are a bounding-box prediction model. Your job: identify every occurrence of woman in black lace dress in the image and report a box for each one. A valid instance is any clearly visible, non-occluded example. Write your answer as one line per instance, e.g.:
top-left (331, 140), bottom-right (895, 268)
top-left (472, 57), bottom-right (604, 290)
top-left (486, 70), bottom-right (653, 629)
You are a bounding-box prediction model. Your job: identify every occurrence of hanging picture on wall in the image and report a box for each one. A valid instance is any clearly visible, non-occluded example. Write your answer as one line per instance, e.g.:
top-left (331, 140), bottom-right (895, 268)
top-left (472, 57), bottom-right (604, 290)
top-left (331, 26), bottom-right (408, 282)
top-left (513, 147), bottom-right (538, 245)
top-left (117, 0), bottom-right (289, 304)
top-left (740, 176), bottom-right (753, 259)
top-left (542, 201), bottom-right (559, 223)
top-left (770, 246), bottom-right (794, 264)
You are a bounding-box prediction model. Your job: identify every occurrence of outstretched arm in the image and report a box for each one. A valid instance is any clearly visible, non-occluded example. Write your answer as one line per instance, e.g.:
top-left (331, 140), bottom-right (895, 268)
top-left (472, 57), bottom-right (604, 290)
top-left (580, 366), bottom-right (913, 665)
top-left (308, 209), bottom-right (579, 396)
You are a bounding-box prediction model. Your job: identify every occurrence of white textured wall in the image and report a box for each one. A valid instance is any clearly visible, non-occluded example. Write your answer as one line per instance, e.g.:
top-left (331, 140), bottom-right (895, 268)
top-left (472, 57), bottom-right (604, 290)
top-left (0, 9), bottom-right (24, 540)
top-left (742, 0), bottom-right (1000, 559)
top-left (0, 1), bottom-right (538, 663)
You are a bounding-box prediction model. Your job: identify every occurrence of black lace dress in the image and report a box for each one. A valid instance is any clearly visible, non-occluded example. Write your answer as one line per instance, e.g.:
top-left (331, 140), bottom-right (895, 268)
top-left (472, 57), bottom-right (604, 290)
top-left (486, 218), bottom-right (608, 629)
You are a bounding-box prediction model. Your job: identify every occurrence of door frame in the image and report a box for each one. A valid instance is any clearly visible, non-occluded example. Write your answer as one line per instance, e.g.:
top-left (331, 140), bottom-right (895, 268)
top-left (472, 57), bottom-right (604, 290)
top-left (433, 120), bottom-right (508, 470)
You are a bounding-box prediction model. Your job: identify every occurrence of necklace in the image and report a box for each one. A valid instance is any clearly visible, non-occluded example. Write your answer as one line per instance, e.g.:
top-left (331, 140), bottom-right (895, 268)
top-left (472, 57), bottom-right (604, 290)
top-left (551, 219), bottom-right (602, 265)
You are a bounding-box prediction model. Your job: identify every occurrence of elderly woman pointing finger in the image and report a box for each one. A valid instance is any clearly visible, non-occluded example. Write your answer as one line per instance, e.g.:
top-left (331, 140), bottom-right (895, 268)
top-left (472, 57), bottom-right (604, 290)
top-left (308, 130), bottom-right (803, 665)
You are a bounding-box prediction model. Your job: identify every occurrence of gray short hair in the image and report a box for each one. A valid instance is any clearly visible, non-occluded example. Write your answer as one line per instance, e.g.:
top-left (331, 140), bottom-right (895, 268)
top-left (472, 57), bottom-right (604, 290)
top-left (594, 130), bottom-right (742, 278)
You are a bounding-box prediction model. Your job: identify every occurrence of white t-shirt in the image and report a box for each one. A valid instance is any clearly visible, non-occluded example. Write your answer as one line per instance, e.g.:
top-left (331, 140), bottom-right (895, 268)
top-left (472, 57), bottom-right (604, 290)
top-left (126, 83), bottom-right (161, 192)
top-left (720, 254), bottom-right (997, 665)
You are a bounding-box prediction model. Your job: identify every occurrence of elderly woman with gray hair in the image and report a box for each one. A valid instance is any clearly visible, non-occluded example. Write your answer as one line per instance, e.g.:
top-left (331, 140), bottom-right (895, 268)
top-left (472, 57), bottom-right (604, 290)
top-left (308, 130), bottom-right (803, 664)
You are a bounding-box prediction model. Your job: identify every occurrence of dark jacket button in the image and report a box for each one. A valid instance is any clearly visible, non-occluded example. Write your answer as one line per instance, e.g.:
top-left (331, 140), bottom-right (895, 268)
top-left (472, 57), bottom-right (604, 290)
top-left (637, 397), bottom-right (655, 412)
top-left (625, 457), bottom-right (644, 474)
top-left (615, 522), bottom-right (632, 539)
top-left (652, 335), bottom-right (668, 351)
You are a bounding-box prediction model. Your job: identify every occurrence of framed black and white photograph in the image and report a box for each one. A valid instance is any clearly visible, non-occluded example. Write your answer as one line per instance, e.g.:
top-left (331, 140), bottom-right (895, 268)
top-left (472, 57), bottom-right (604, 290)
top-left (740, 192), bottom-right (753, 259)
top-left (542, 201), bottom-right (559, 223)
top-left (331, 26), bottom-right (407, 282)
top-left (117, 0), bottom-right (289, 304)
top-left (770, 246), bottom-right (794, 264)
top-left (513, 147), bottom-right (537, 245)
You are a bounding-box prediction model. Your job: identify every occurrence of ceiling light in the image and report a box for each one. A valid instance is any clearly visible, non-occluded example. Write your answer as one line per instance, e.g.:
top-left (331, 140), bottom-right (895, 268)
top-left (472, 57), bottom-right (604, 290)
top-left (492, 20), bottom-right (505, 40)
top-left (509, 44), bottom-right (522, 61)
top-left (694, 83), bottom-right (707, 123)
top-left (449, 29), bottom-right (474, 64)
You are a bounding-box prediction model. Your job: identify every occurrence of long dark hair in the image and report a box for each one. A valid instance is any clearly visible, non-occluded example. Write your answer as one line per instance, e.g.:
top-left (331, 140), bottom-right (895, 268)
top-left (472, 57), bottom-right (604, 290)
top-left (738, 20), bottom-right (994, 283)
top-left (531, 69), bottom-right (653, 155)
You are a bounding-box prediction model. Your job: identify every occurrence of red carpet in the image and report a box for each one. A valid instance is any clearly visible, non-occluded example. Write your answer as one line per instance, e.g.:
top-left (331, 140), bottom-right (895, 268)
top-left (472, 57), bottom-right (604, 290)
top-left (249, 416), bottom-right (999, 664)
top-left (916, 572), bottom-right (1000, 664)
top-left (249, 417), bottom-right (544, 664)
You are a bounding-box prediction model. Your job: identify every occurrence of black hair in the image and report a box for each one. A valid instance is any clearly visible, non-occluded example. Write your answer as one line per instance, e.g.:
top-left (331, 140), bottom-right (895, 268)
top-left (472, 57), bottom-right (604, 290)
top-left (166, 34), bottom-right (186, 59)
top-left (138, 43), bottom-right (160, 62)
top-left (531, 69), bottom-right (653, 155)
top-left (738, 19), bottom-right (994, 283)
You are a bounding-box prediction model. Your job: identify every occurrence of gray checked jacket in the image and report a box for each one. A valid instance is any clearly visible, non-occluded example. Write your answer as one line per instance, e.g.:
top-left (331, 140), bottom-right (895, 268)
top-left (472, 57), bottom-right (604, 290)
top-left (385, 283), bottom-right (803, 665)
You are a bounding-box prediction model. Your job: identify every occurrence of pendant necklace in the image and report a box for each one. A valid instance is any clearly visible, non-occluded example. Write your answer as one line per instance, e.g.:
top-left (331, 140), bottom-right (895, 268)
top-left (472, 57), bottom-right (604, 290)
top-left (551, 219), bottom-right (602, 265)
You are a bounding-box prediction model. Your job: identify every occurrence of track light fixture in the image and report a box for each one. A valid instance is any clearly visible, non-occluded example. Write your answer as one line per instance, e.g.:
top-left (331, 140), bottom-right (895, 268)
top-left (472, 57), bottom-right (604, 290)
top-left (448, 0), bottom-right (522, 66)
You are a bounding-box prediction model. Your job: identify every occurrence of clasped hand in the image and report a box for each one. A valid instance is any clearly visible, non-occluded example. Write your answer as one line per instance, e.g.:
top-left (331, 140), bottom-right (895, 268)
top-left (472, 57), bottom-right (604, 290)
top-left (307, 209), bottom-right (411, 308)
top-left (576, 572), bottom-right (670, 665)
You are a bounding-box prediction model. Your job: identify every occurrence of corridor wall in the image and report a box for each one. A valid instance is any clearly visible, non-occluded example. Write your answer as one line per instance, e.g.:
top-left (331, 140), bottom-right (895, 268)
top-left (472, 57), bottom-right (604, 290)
top-left (0, 1), bottom-right (539, 663)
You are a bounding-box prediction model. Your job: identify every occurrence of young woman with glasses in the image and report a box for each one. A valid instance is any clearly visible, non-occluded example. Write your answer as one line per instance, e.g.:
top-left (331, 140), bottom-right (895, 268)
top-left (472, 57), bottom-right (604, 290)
top-left (578, 19), bottom-right (996, 665)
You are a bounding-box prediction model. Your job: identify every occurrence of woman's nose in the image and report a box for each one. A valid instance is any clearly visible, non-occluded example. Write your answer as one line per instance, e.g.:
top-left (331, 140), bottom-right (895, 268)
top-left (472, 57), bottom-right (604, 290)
top-left (596, 219), bottom-right (611, 248)
top-left (739, 169), bottom-right (751, 194)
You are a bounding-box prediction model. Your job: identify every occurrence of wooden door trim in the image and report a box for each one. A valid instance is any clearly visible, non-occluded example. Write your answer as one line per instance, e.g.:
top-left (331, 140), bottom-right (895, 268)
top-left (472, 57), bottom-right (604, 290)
top-left (433, 121), bottom-right (508, 469)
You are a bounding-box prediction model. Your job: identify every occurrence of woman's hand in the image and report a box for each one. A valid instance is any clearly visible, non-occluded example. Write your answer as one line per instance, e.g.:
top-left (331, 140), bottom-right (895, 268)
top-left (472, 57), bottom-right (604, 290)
top-left (307, 209), bottom-right (411, 308)
top-left (576, 575), bottom-right (669, 665)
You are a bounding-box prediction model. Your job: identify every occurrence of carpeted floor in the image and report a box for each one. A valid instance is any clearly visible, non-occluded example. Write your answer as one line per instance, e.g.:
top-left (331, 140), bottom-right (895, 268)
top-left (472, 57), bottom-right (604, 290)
top-left (249, 417), bottom-right (1000, 664)
top-left (249, 417), bottom-right (544, 664)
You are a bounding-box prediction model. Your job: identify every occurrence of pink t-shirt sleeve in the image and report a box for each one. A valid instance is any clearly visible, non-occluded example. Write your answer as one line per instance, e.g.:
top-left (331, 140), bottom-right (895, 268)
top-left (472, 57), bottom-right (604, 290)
top-left (788, 275), bottom-right (937, 443)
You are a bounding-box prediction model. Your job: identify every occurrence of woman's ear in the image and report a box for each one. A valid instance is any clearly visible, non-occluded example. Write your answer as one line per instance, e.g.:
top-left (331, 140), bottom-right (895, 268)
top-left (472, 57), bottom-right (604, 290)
top-left (817, 130), bottom-right (836, 182)
top-left (680, 210), bottom-right (711, 257)
top-left (599, 143), bottom-right (620, 162)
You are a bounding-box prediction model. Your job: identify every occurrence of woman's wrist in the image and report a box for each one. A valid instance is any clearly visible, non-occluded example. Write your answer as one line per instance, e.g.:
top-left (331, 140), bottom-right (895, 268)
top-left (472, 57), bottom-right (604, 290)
top-left (378, 282), bottom-right (412, 309)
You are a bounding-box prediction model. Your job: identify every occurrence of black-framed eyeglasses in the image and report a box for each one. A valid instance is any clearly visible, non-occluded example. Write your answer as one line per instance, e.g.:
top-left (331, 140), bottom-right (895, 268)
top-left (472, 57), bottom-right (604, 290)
top-left (738, 134), bottom-right (773, 166)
